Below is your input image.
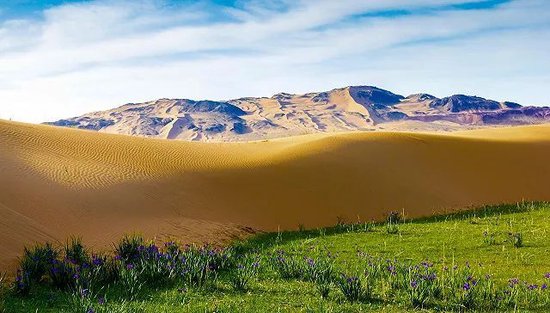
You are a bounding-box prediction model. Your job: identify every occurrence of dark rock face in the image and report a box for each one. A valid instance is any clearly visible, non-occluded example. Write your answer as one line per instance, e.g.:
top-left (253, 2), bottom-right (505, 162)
top-left (385, 111), bottom-right (408, 120)
top-left (48, 118), bottom-right (114, 130)
top-left (481, 107), bottom-right (550, 124)
top-left (503, 101), bottom-right (522, 109)
top-left (173, 100), bottom-right (246, 116)
top-left (349, 86), bottom-right (404, 107)
top-left (232, 122), bottom-right (251, 134)
top-left (430, 95), bottom-right (502, 112)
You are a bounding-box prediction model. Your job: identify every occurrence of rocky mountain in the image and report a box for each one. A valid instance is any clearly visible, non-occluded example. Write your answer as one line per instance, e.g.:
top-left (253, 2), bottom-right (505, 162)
top-left (47, 86), bottom-right (550, 142)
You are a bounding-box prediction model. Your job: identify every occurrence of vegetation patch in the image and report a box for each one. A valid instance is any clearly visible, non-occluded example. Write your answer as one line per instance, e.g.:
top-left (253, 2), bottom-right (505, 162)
top-left (1, 201), bottom-right (550, 312)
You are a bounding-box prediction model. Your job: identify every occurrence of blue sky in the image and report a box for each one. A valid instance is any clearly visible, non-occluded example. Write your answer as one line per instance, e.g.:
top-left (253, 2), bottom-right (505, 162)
top-left (0, 0), bottom-right (549, 123)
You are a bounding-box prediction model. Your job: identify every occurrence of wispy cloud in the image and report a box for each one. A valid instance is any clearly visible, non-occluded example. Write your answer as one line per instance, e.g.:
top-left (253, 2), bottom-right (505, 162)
top-left (0, 0), bottom-right (549, 122)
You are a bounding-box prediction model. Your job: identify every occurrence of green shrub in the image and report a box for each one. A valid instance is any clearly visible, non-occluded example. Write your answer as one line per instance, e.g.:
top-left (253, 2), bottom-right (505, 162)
top-left (229, 255), bottom-right (260, 291)
top-left (20, 242), bottom-right (58, 283)
top-left (510, 232), bottom-right (523, 248)
top-left (270, 250), bottom-right (304, 280)
top-left (114, 234), bottom-right (144, 263)
top-left (65, 237), bottom-right (89, 265)
top-left (338, 274), bottom-right (363, 302)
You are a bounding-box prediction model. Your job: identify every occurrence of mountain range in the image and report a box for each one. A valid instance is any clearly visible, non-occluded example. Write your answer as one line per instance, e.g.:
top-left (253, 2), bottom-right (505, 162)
top-left (48, 86), bottom-right (550, 141)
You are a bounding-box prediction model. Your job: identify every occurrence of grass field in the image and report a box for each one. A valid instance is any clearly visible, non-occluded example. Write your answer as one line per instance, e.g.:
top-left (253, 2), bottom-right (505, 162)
top-left (1, 202), bottom-right (549, 312)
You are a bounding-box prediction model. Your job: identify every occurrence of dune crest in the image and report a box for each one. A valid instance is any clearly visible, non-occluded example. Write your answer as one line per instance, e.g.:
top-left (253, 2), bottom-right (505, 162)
top-left (1, 120), bottom-right (550, 272)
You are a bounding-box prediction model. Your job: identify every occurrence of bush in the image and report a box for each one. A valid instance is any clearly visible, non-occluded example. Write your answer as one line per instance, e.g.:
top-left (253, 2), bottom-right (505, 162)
top-left (229, 256), bottom-right (259, 291)
top-left (270, 250), bottom-right (304, 280)
top-left (303, 253), bottom-right (335, 298)
top-left (114, 235), bottom-right (144, 263)
top-left (386, 221), bottom-right (400, 234)
top-left (65, 237), bottom-right (89, 265)
top-left (118, 263), bottom-right (144, 301)
top-left (13, 270), bottom-right (31, 296)
top-left (20, 242), bottom-right (58, 283)
top-left (387, 211), bottom-right (402, 224)
top-left (510, 232), bottom-right (523, 248)
top-left (338, 274), bottom-right (363, 302)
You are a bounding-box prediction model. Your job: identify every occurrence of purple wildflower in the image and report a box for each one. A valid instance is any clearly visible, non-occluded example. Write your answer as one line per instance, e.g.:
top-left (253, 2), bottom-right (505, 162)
top-left (126, 263), bottom-right (134, 270)
top-left (528, 284), bottom-right (538, 290)
top-left (91, 255), bottom-right (103, 266)
top-left (463, 282), bottom-right (471, 291)
top-left (410, 280), bottom-right (418, 288)
top-left (98, 296), bottom-right (106, 305)
top-left (545, 273), bottom-right (550, 279)
top-left (541, 284), bottom-right (547, 290)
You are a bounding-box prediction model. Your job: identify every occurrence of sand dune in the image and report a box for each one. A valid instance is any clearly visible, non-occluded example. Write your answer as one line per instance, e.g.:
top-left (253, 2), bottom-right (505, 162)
top-left (1, 119), bottom-right (550, 272)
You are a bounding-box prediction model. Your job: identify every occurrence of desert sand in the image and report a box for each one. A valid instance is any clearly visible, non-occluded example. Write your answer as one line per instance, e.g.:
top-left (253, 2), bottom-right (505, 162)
top-left (1, 119), bottom-right (550, 272)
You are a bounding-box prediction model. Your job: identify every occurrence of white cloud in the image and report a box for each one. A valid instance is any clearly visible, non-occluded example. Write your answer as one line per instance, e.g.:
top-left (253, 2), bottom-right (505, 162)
top-left (0, 0), bottom-right (549, 123)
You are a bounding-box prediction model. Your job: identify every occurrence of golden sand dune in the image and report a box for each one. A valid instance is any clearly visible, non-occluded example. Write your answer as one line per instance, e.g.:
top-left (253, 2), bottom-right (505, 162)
top-left (1, 120), bottom-right (550, 271)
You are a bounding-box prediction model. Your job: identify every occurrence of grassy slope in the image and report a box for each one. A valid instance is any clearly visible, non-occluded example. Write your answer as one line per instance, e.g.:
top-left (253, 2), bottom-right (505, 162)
top-left (3, 202), bottom-right (550, 312)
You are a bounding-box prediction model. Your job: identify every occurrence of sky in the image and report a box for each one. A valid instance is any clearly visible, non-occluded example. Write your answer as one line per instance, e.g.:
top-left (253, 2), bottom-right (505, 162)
top-left (0, 0), bottom-right (549, 123)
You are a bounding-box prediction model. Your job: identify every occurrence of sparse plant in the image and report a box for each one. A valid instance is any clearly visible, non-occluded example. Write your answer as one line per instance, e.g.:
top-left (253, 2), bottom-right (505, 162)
top-left (386, 221), bottom-right (400, 234)
top-left (270, 250), bottom-right (304, 280)
top-left (338, 274), bottom-right (363, 302)
top-left (482, 230), bottom-right (498, 245)
top-left (229, 255), bottom-right (260, 291)
top-left (387, 211), bottom-right (402, 224)
top-left (114, 234), bottom-right (144, 263)
top-left (65, 237), bottom-right (89, 265)
top-left (13, 269), bottom-right (31, 296)
top-left (510, 232), bottom-right (523, 248)
top-left (118, 263), bottom-right (144, 301)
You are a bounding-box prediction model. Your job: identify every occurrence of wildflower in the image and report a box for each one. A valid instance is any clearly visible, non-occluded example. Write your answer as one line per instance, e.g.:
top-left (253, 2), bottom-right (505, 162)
top-left (98, 296), bottom-right (106, 305)
top-left (86, 309), bottom-right (95, 313)
top-left (387, 265), bottom-right (396, 275)
top-left (463, 282), bottom-right (471, 291)
top-left (528, 284), bottom-right (538, 290)
top-left (81, 288), bottom-right (90, 297)
top-left (541, 284), bottom-right (547, 290)
top-left (509, 278), bottom-right (520, 287)
top-left (126, 263), bottom-right (134, 270)
top-left (410, 280), bottom-right (418, 288)
top-left (425, 273), bottom-right (437, 281)
top-left (252, 261), bottom-right (260, 268)
top-left (545, 273), bottom-right (550, 279)
top-left (91, 255), bottom-right (103, 266)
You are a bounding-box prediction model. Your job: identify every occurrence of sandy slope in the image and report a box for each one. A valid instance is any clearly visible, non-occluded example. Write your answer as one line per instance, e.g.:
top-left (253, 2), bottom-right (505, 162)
top-left (1, 120), bottom-right (550, 272)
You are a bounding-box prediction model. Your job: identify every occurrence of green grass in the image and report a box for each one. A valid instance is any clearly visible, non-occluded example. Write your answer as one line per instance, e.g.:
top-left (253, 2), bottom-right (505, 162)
top-left (2, 202), bottom-right (550, 312)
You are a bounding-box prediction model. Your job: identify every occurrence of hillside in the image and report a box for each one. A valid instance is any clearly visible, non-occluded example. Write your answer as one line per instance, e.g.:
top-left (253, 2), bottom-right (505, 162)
top-left (1, 120), bottom-right (550, 272)
top-left (47, 86), bottom-right (550, 142)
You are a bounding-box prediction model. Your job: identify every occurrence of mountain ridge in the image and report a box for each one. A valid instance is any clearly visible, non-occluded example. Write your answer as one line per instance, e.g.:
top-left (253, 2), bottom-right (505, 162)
top-left (47, 85), bottom-right (550, 142)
